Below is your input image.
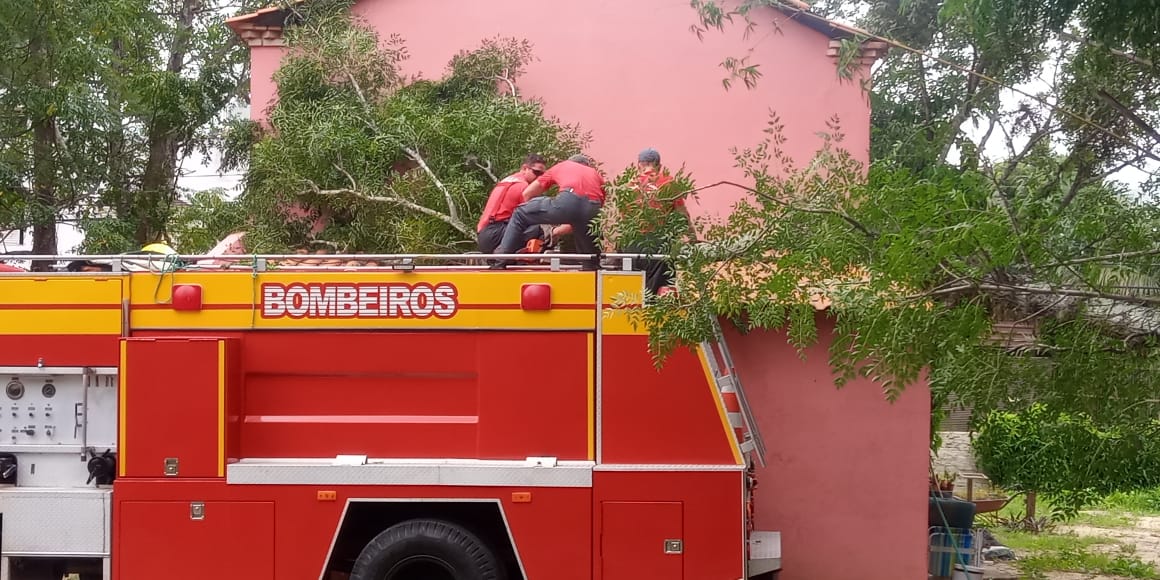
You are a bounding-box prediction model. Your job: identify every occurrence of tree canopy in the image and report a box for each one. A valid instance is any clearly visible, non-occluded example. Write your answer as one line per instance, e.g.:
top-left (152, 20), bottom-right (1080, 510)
top-left (221, 1), bottom-right (588, 254)
top-left (0, 0), bottom-right (257, 263)
top-left (639, 0), bottom-right (1160, 509)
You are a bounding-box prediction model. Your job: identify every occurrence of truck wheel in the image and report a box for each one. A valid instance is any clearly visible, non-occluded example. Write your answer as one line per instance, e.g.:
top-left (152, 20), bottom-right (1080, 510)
top-left (350, 518), bottom-right (504, 580)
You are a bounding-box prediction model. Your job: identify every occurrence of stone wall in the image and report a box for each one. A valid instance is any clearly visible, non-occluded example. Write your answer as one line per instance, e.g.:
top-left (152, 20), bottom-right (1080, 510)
top-left (931, 431), bottom-right (991, 495)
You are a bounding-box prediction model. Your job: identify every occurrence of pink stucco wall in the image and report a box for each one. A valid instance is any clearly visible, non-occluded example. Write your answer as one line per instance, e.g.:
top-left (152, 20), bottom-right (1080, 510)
top-left (249, 0), bottom-right (874, 220)
top-left (726, 315), bottom-right (931, 579)
top-left (249, 45), bottom-right (283, 121)
top-left (243, 1), bottom-right (929, 578)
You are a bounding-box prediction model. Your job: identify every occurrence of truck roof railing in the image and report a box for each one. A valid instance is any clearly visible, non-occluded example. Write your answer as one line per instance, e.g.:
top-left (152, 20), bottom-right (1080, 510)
top-left (0, 252), bottom-right (668, 273)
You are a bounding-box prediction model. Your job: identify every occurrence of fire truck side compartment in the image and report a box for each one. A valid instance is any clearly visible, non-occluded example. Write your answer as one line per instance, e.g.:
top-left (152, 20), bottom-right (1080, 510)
top-left (600, 334), bottom-right (740, 464)
top-left (114, 490), bottom-right (275, 578)
top-left (594, 470), bottom-right (746, 580)
top-left (235, 331), bottom-right (592, 461)
top-left (120, 338), bottom-right (235, 479)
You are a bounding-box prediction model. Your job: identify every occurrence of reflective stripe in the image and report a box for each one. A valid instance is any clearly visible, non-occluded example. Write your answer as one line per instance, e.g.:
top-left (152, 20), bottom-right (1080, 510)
top-left (227, 458), bottom-right (594, 487)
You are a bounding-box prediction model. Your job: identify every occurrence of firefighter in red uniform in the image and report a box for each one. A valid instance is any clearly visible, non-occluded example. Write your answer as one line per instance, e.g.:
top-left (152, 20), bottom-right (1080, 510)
top-left (619, 148), bottom-right (691, 294)
top-left (476, 154), bottom-right (551, 254)
top-left (490, 154), bottom-right (606, 270)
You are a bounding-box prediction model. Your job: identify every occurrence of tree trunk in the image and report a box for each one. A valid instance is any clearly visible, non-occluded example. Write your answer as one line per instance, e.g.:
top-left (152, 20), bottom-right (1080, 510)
top-left (136, 133), bottom-right (179, 245)
top-left (134, 0), bottom-right (199, 246)
top-left (28, 28), bottom-right (57, 272)
top-left (106, 38), bottom-right (133, 222)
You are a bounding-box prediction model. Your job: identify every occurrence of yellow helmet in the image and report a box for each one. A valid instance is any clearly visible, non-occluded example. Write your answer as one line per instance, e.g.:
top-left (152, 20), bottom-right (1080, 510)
top-left (140, 242), bottom-right (176, 255)
top-left (116, 242), bottom-right (181, 272)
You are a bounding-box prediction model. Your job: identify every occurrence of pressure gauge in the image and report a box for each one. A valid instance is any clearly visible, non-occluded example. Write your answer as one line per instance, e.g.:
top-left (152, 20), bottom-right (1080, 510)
top-left (5, 380), bottom-right (23, 401)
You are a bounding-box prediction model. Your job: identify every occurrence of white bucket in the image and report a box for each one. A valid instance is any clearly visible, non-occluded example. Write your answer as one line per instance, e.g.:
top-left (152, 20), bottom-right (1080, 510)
top-left (952, 563), bottom-right (984, 580)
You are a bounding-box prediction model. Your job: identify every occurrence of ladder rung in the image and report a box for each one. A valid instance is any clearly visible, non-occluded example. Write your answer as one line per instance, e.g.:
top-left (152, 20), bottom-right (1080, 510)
top-left (716, 375), bottom-right (735, 393)
top-left (740, 440), bottom-right (756, 453)
top-left (727, 412), bottom-right (744, 427)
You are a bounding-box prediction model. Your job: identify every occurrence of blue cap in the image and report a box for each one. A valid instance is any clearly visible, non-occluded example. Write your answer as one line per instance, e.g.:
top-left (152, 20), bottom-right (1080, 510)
top-left (638, 148), bottom-right (661, 164)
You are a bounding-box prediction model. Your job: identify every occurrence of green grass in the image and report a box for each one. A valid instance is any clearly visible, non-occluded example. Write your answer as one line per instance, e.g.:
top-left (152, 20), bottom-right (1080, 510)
top-left (1073, 510), bottom-right (1139, 528)
top-left (997, 530), bottom-right (1114, 552)
top-left (978, 489), bottom-right (1150, 529)
top-left (1101, 488), bottom-right (1160, 515)
top-left (972, 487), bottom-right (1160, 578)
top-left (995, 530), bottom-right (1160, 580)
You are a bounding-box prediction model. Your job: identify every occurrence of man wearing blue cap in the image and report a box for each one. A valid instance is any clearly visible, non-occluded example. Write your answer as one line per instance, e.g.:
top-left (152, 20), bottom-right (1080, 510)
top-left (620, 148), bottom-right (690, 293)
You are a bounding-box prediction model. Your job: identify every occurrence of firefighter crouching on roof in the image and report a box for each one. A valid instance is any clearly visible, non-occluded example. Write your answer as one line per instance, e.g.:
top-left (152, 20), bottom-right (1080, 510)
top-left (490, 154), bottom-right (606, 270)
top-left (475, 154), bottom-right (573, 254)
top-left (617, 148), bottom-right (693, 294)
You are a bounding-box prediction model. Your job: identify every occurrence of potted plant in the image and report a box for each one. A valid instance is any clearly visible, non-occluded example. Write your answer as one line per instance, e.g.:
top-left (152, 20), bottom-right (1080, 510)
top-left (930, 470), bottom-right (956, 498)
top-left (928, 469), bottom-right (976, 530)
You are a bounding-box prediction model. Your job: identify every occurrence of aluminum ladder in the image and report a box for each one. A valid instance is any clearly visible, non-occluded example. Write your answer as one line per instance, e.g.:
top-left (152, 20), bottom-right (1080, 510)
top-left (700, 317), bottom-right (767, 467)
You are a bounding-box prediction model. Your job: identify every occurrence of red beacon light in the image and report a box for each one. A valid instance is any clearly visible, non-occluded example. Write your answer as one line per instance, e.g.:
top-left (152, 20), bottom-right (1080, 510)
top-left (172, 284), bottom-right (204, 311)
top-left (520, 283), bottom-right (552, 311)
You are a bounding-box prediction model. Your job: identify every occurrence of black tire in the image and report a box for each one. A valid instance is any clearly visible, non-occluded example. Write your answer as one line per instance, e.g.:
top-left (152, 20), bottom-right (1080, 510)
top-left (350, 518), bottom-right (505, 580)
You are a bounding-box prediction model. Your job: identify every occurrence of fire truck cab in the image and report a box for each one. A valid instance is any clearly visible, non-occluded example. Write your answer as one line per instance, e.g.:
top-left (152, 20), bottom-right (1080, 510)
top-left (0, 253), bottom-right (779, 580)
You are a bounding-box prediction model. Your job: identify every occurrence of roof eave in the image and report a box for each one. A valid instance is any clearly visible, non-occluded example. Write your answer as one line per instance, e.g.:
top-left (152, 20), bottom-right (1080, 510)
top-left (767, 1), bottom-right (891, 64)
top-left (225, 2), bottom-right (300, 34)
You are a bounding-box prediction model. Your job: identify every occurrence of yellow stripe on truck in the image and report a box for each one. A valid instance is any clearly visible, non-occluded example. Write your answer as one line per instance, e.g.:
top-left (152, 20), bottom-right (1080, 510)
top-left (0, 277), bottom-right (123, 305)
top-left (0, 310), bottom-right (122, 335)
top-left (217, 339), bottom-right (226, 477)
top-left (118, 341), bottom-right (128, 477)
top-left (0, 277), bottom-right (123, 335)
top-left (127, 271), bottom-right (600, 331)
top-left (600, 272), bottom-right (649, 336)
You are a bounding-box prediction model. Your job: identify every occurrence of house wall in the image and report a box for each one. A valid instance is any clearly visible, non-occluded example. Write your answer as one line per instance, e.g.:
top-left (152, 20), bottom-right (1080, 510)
top-left (725, 315), bottom-right (931, 580)
top-left (249, 0), bottom-right (874, 219)
top-left (249, 45), bottom-right (285, 123)
top-left (242, 1), bottom-right (929, 578)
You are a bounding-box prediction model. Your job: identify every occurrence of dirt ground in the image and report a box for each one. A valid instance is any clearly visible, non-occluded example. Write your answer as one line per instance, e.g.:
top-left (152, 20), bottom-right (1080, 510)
top-left (1062, 514), bottom-right (1160, 567)
top-left (983, 513), bottom-right (1160, 580)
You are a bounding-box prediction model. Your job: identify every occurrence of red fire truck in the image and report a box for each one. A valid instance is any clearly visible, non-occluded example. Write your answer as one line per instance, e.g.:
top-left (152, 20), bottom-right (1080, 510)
top-left (0, 252), bottom-right (779, 580)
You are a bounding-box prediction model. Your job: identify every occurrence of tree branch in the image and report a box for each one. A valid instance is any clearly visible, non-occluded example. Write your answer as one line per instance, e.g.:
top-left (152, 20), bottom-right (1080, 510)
top-left (1095, 89), bottom-right (1160, 145)
top-left (1041, 248), bottom-right (1160, 268)
top-left (468, 157), bottom-right (498, 182)
top-left (404, 146), bottom-right (464, 229)
top-left (496, 69), bottom-right (517, 97)
top-left (920, 281), bottom-right (1160, 307)
top-left (345, 71), bottom-right (368, 106)
top-left (302, 181), bottom-right (474, 237)
top-left (1059, 31), bottom-right (1156, 70)
top-left (685, 180), bottom-right (876, 238)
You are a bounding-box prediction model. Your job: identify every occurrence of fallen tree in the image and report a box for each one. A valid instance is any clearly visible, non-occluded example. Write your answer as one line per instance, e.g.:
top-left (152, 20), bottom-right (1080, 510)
top-left (221, 0), bottom-right (587, 253)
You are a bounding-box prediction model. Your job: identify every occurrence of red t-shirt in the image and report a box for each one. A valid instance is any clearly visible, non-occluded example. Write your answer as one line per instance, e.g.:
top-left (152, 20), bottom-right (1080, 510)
top-left (635, 170), bottom-right (684, 210)
top-left (535, 160), bottom-right (606, 203)
top-left (634, 169), bottom-right (686, 234)
top-left (477, 175), bottom-right (530, 232)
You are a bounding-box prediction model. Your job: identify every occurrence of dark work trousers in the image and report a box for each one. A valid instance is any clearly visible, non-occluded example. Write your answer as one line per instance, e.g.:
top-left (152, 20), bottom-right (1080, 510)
top-left (477, 220), bottom-right (542, 254)
top-left (621, 238), bottom-right (675, 295)
top-left (495, 189), bottom-right (602, 269)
